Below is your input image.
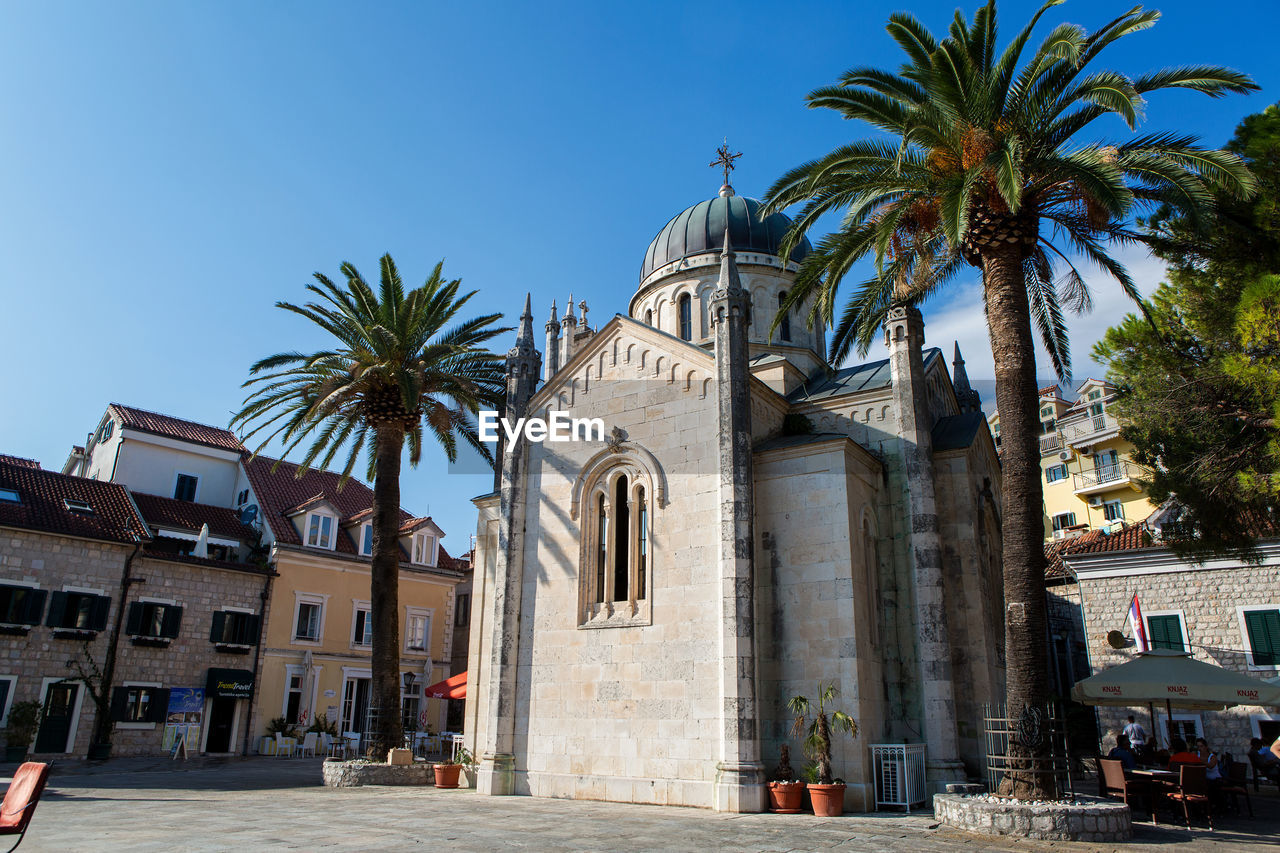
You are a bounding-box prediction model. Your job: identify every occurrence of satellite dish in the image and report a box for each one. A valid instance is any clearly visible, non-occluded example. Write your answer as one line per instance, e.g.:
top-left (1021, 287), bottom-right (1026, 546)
top-left (1107, 630), bottom-right (1128, 649)
top-left (239, 504), bottom-right (259, 525)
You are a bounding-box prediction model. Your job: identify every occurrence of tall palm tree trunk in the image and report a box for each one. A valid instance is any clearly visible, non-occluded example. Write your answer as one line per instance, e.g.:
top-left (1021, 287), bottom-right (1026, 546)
top-left (369, 424), bottom-right (405, 758)
top-left (984, 242), bottom-right (1052, 797)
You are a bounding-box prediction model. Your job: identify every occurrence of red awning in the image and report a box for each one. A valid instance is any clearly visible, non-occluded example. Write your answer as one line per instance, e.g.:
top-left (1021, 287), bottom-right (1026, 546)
top-left (423, 671), bottom-right (466, 699)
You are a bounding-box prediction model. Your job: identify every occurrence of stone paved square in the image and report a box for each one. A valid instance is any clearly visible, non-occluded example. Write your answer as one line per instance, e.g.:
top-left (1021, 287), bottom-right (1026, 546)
top-left (12, 758), bottom-right (1280, 851)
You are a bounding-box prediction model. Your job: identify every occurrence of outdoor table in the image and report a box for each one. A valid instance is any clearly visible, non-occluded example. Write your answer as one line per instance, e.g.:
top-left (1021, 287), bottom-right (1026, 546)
top-left (1128, 768), bottom-right (1178, 820)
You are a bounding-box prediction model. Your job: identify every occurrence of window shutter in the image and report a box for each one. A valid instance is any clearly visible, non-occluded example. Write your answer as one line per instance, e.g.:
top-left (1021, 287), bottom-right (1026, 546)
top-left (109, 687), bottom-right (131, 722)
top-left (1148, 616), bottom-right (1169, 649)
top-left (243, 613), bottom-right (261, 645)
top-left (209, 611), bottom-right (227, 644)
top-left (146, 689), bottom-right (170, 723)
top-left (21, 589), bottom-right (47, 626)
top-left (45, 592), bottom-right (68, 628)
top-left (161, 606), bottom-right (183, 639)
top-left (90, 595), bottom-right (111, 632)
top-left (1245, 610), bottom-right (1280, 666)
top-left (125, 602), bottom-right (144, 636)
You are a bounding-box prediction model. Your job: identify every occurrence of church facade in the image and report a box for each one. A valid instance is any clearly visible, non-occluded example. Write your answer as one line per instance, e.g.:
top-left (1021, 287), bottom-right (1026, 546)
top-left (463, 179), bottom-right (1006, 813)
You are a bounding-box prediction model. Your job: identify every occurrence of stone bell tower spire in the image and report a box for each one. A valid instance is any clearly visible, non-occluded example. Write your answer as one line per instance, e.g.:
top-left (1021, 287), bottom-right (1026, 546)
top-left (952, 342), bottom-right (980, 412)
top-left (476, 292), bottom-right (540, 797)
top-left (709, 226), bottom-right (765, 813)
top-left (544, 300), bottom-right (561, 381)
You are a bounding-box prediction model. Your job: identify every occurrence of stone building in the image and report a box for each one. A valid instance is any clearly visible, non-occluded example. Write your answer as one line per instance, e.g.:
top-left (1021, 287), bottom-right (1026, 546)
top-left (1059, 522), bottom-right (1280, 752)
top-left (58, 403), bottom-right (466, 752)
top-left (465, 178), bottom-right (1006, 812)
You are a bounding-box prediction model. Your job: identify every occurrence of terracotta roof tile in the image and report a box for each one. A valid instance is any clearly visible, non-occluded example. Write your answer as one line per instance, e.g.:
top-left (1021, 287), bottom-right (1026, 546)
top-left (108, 403), bottom-right (243, 453)
top-left (0, 455), bottom-right (40, 469)
top-left (131, 492), bottom-right (259, 541)
top-left (0, 459), bottom-right (149, 544)
top-left (1045, 523), bottom-right (1155, 578)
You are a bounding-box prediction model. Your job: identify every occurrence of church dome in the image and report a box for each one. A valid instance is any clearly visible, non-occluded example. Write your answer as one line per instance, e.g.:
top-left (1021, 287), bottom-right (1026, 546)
top-left (639, 192), bottom-right (811, 283)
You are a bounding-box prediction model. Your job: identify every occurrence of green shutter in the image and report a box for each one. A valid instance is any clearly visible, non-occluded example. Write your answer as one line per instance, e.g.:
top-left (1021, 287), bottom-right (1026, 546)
top-left (209, 611), bottom-right (227, 644)
top-left (1147, 615), bottom-right (1185, 652)
top-left (109, 687), bottom-right (131, 722)
top-left (125, 602), bottom-right (143, 636)
top-left (21, 589), bottom-right (46, 626)
top-left (45, 592), bottom-right (68, 628)
top-left (161, 606), bottom-right (183, 639)
top-left (146, 689), bottom-right (171, 723)
top-left (1245, 610), bottom-right (1280, 666)
top-left (90, 595), bottom-right (111, 632)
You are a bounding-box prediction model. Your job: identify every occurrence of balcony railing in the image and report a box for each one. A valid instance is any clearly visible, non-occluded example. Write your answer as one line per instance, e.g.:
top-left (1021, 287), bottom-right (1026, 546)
top-left (1062, 412), bottom-right (1121, 445)
top-left (1039, 433), bottom-right (1062, 455)
top-left (1073, 460), bottom-right (1140, 491)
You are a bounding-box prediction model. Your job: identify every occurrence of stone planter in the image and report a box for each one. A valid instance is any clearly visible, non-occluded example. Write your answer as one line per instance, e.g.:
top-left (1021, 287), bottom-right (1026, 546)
top-left (321, 759), bottom-right (434, 788)
top-left (934, 794), bottom-right (1132, 842)
top-left (808, 783), bottom-right (845, 817)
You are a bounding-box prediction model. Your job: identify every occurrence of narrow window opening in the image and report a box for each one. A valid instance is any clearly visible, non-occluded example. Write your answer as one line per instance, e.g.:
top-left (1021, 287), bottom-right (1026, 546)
top-left (595, 494), bottom-right (607, 604)
top-left (613, 476), bottom-right (629, 601)
top-left (678, 295), bottom-right (692, 341)
top-left (637, 486), bottom-right (647, 600)
top-left (778, 291), bottom-right (791, 342)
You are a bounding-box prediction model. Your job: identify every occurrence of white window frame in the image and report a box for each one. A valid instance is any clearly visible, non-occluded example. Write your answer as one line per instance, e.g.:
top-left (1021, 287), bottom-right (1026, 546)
top-left (1102, 500), bottom-right (1125, 522)
top-left (1237, 604), bottom-right (1280, 671)
top-left (37, 675), bottom-right (87, 753)
top-left (304, 512), bottom-right (337, 550)
top-left (0, 675), bottom-right (17, 726)
top-left (1051, 512), bottom-right (1077, 532)
top-left (359, 523), bottom-right (373, 557)
top-left (1249, 712), bottom-right (1280, 738)
top-left (281, 664), bottom-right (319, 724)
top-left (1153, 710), bottom-right (1203, 749)
top-left (1045, 464), bottom-right (1068, 484)
top-left (116, 680), bottom-right (163, 730)
top-left (411, 533), bottom-right (437, 567)
top-left (404, 606), bottom-right (431, 654)
top-left (290, 592), bottom-right (328, 645)
top-left (173, 472), bottom-right (199, 502)
top-left (350, 600), bottom-right (372, 649)
top-left (1145, 608), bottom-right (1190, 653)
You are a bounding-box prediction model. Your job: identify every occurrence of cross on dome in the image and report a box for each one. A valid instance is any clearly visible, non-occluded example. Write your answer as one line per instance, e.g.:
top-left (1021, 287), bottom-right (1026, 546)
top-left (709, 139), bottom-right (741, 198)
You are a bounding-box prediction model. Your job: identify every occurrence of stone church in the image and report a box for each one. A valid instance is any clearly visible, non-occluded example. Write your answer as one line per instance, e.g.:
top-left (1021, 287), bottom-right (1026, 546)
top-left (464, 174), bottom-right (1006, 813)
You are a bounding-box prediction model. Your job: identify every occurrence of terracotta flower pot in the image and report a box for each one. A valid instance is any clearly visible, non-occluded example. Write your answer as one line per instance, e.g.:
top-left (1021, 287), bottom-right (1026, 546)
top-left (807, 782), bottom-right (846, 817)
top-left (434, 763), bottom-right (462, 788)
top-left (768, 781), bottom-right (805, 813)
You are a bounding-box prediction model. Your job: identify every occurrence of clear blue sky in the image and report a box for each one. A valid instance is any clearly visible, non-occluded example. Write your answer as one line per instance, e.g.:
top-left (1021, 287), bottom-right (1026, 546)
top-left (3, 0), bottom-right (1277, 548)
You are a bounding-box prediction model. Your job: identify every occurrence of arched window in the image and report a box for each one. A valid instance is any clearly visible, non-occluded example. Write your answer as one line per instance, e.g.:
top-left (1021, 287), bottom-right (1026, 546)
top-left (678, 294), bottom-right (692, 341)
top-left (596, 493), bottom-right (607, 604)
top-left (580, 465), bottom-right (655, 625)
top-left (778, 291), bottom-right (791, 342)
top-left (644, 308), bottom-right (653, 326)
top-left (636, 485), bottom-right (647, 599)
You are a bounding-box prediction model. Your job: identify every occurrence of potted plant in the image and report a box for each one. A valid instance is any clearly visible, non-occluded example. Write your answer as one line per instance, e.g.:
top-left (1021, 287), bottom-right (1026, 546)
top-left (456, 746), bottom-right (478, 788)
top-left (767, 744), bottom-right (805, 813)
top-left (434, 753), bottom-right (463, 788)
top-left (789, 683), bottom-right (857, 817)
top-left (5, 701), bottom-right (42, 762)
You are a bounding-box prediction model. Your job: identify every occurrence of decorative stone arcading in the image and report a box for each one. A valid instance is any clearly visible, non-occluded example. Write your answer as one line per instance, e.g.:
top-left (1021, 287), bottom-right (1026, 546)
top-left (934, 794), bottom-right (1132, 842)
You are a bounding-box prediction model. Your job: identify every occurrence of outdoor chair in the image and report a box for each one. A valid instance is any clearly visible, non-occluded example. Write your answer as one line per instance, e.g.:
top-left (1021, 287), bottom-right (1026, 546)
top-left (1166, 763), bottom-right (1213, 831)
top-left (1099, 758), bottom-right (1154, 822)
top-left (343, 731), bottom-right (361, 759)
top-left (1220, 760), bottom-right (1252, 817)
top-left (0, 762), bottom-right (50, 853)
top-left (1247, 750), bottom-right (1280, 792)
top-left (274, 733), bottom-right (296, 758)
top-left (298, 732), bottom-right (318, 758)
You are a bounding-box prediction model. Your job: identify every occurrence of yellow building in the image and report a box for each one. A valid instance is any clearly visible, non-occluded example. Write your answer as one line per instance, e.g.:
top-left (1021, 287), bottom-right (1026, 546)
top-left (988, 379), bottom-right (1157, 542)
top-left (242, 455), bottom-right (463, 750)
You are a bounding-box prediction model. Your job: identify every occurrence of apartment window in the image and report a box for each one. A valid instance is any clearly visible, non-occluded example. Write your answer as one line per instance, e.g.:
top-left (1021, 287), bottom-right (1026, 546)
top-left (236, 489), bottom-right (249, 506)
top-left (285, 671), bottom-right (304, 724)
top-left (360, 523), bottom-right (373, 556)
top-left (1103, 500), bottom-right (1125, 522)
top-left (1045, 465), bottom-right (1068, 484)
top-left (455, 594), bottom-right (470, 628)
top-left (125, 601), bottom-right (182, 640)
top-left (294, 601), bottom-right (322, 642)
top-left (1147, 613), bottom-right (1187, 652)
top-left (777, 291), bottom-right (791, 342)
top-left (306, 513), bottom-right (335, 549)
top-left (352, 606), bottom-right (372, 647)
top-left (174, 474), bottom-right (198, 502)
top-left (210, 610), bottom-right (259, 647)
top-left (1040, 419), bottom-right (1056, 434)
top-left (98, 420), bottom-right (114, 442)
top-left (1088, 390), bottom-right (1102, 401)
top-left (1051, 512), bottom-right (1077, 532)
top-left (678, 294), bottom-right (692, 341)
top-left (45, 591), bottom-right (110, 633)
top-left (1243, 607), bottom-right (1280, 666)
top-left (0, 584), bottom-right (46, 626)
top-left (109, 685), bottom-right (168, 724)
top-left (406, 608), bottom-right (430, 652)
top-left (411, 533), bottom-right (435, 566)
top-left (1040, 407), bottom-right (1053, 419)
top-left (0, 488), bottom-right (19, 504)
top-left (401, 673), bottom-right (421, 733)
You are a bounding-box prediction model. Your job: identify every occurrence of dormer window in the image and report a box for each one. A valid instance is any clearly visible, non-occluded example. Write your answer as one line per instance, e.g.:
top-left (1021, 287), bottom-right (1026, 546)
top-left (63, 498), bottom-right (93, 514)
top-left (0, 488), bottom-right (19, 504)
top-left (360, 523), bottom-right (373, 556)
top-left (411, 533), bottom-right (436, 566)
top-left (306, 512), bottom-right (336, 550)
top-left (98, 420), bottom-right (114, 442)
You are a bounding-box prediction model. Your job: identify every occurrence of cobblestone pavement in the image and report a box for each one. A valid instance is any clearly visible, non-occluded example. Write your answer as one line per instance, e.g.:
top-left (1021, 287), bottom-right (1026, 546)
top-left (11, 758), bottom-right (1280, 852)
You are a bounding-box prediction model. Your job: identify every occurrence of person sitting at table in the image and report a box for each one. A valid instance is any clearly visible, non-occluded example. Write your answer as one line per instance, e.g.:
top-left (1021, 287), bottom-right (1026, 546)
top-left (1196, 737), bottom-right (1225, 804)
top-left (1108, 734), bottom-right (1137, 770)
top-left (1251, 737), bottom-right (1280, 783)
top-left (1167, 736), bottom-right (1203, 769)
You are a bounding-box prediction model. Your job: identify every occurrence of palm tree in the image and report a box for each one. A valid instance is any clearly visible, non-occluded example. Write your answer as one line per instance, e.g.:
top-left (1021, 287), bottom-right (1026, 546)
top-left (232, 254), bottom-right (509, 757)
top-left (762, 1), bottom-right (1255, 796)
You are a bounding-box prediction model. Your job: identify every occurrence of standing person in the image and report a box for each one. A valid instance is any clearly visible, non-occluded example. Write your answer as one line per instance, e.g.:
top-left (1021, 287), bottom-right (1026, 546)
top-left (1123, 715), bottom-right (1149, 761)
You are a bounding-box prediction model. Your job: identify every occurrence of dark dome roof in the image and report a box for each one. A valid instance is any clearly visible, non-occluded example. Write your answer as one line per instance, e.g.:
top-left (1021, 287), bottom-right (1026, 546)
top-left (640, 193), bottom-right (811, 282)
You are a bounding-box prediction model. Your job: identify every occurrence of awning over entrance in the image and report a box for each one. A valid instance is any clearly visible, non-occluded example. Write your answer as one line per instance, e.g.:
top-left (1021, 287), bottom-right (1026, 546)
top-left (206, 668), bottom-right (255, 698)
top-left (423, 671), bottom-right (466, 699)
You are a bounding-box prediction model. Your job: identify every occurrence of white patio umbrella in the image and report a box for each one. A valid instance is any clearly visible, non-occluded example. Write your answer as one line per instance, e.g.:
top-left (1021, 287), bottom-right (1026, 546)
top-left (299, 650), bottom-right (315, 726)
top-left (192, 524), bottom-right (210, 558)
top-left (1071, 648), bottom-right (1280, 711)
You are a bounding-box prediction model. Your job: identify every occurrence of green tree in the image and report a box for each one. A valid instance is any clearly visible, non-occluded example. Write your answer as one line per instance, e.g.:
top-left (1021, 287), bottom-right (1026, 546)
top-left (1096, 105), bottom-right (1280, 554)
top-left (762, 0), bottom-right (1254, 796)
top-left (232, 254), bottom-right (509, 757)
